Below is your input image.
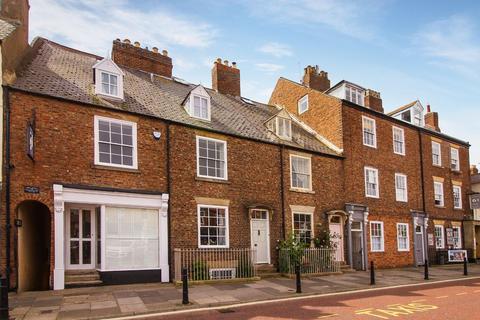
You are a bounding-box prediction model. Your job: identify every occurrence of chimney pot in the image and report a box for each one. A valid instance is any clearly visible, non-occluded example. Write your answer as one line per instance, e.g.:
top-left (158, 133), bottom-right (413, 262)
top-left (162, 49), bottom-right (168, 56)
top-left (112, 39), bottom-right (172, 77)
top-left (152, 47), bottom-right (159, 53)
top-left (212, 58), bottom-right (241, 96)
top-left (116, 38), bottom-right (121, 42)
top-left (427, 104), bottom-right (431, 113)
top-left (302, 65), bottom-right (330, 92)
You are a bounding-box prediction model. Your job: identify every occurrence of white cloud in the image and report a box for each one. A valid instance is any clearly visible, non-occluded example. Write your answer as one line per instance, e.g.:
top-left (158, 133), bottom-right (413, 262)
top-left (255, 63), bottom-right (284, 73)
top-left (413, 15), bottom-right (480, 78)
top-left (29, 0), bottom-right (218, 55)
top-left (243, 0), bottom-right (388, 40)
top-left (258, 42), bottom-right (293, 58)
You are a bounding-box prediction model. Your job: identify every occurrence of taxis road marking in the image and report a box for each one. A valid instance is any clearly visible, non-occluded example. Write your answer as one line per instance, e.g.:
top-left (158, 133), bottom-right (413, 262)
top-left (355, 302), bottom-right (439, 319)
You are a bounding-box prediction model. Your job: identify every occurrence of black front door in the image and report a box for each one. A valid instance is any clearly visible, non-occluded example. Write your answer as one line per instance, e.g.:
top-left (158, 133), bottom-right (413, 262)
top-left (352, 230), bottom-right (363, 270)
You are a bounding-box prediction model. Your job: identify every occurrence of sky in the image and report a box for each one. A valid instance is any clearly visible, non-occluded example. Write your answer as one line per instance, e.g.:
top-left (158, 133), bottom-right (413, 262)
top-left (29, 0), bottom-right (480, 166)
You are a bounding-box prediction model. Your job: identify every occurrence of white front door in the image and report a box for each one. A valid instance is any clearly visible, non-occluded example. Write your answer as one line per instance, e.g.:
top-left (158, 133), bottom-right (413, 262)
top-left (251, 210), bottom-right (270, 264)
top-left (329, 215), bottom-right (344, 262)
top-left (66, 206), bottom-right (95, 269)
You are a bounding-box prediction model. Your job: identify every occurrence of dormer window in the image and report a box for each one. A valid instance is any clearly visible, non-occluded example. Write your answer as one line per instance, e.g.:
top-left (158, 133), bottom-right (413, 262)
top-left (93, 57), bottom-right (124, 100)
top-left (346, 85), bottom-right (364, 106)
top-left (184, 85), bottom-right (211, 121)
top-left (101, 72), bottom-right (118, 96)
top-left (298, 95), bottom-right (309, 114)
top-left (276, 117), bottom-right (292, 140)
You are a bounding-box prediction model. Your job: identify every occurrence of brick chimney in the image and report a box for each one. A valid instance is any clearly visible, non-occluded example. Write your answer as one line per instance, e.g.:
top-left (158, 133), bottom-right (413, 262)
top-left (212, 58), bottom-right (241, 96)
top-left (471, 165), bottom-right (479, 175)
top-left (112, 39), bottom-right (172, 77)
top-left (424, 104), bottom-right (441, 132)
top-left (301, 65), bottom-right (330, 92)
top-left (1, 0), bottom-right (30, 84)
top-left (364, 89), bottom-right (383, 113)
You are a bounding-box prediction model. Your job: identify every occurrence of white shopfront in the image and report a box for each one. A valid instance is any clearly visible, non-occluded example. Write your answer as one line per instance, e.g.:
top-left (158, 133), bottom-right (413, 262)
top-left (53, 184), bottom-right (169, 290)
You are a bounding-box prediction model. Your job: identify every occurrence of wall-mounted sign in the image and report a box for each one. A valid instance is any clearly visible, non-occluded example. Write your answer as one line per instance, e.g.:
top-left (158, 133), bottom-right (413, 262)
top-left (428, 233), bottom-right (434, 246)
top-left (448, 249), bottom-right (467, 262)
top-left (471, 193), bottom-right (480, 210)
top-left (24, 186), bottom-right (40, 194)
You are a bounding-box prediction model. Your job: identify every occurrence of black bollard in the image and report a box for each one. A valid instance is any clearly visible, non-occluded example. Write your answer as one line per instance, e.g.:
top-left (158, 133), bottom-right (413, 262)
top-left (424, 259), bottom-right (429, 280)
top-left (295, 264), bottom-right (302, 293)
top-left (182, 267), bottom-right (189, 305)
top-left (370, 261), bottom-right (375, 285)
top-left (0, 277), bottom-right (8, 320)
top-left (464, 257), bottom-right (468, 276)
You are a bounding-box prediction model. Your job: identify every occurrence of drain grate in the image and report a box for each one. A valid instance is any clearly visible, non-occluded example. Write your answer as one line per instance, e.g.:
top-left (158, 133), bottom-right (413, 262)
top-left (218, 308), bottom-right (236, 313)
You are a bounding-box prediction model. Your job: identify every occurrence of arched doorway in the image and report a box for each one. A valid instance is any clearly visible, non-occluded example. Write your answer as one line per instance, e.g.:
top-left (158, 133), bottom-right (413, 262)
top-left (17, 200), bottom-right (51, 291)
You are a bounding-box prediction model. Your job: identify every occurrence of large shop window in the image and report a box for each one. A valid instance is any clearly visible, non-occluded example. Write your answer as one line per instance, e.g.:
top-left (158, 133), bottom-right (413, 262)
top-left (94, 116), bottom-right (137, 169)
top-left (198, 205), bottom-right (229, 248)
top-left (434, 225), bottom-right (445, 249)
top-left (105, 207), bottom-right (159, 270)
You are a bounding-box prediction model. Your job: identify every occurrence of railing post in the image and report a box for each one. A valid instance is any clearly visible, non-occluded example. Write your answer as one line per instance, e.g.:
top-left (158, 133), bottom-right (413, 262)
top-left (0, 277), bottom-right (8, 320)
top-left (424, 259), bottom-right (429, 280)
top-left (182, 267), bottom-right (189, 305)
top-left (370, 261), bottom-right (375, 285)
top-left (464, 257), bottom-right (468, 276)
top-left (295, 264), bottom-right (302, 293)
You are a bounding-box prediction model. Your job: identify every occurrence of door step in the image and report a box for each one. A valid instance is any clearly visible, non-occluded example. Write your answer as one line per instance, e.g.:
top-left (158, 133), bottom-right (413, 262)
top-left (65, 270), bottom-right (103, 288)
top-left (340, 264), bottom-right (356, 273)
top-left (256, 264), bottom-right (279, 278)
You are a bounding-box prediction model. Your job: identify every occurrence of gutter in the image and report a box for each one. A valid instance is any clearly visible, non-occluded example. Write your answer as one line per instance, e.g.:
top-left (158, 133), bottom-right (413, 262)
top-left (166, 122), bottom-right (172, 281)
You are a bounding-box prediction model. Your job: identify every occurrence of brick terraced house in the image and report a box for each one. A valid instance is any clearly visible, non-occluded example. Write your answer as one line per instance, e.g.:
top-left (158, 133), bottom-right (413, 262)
top-left (270, 66), bottom-right (471, 269)
top-left (1, 3), bottom-right (473, 292)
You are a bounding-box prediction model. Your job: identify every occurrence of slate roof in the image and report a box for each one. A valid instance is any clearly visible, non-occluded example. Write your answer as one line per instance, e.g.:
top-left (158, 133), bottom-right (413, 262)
top-left (0, 18), bottom-right (17, 40)
top-left (12, 38), bottom-right (340, 156)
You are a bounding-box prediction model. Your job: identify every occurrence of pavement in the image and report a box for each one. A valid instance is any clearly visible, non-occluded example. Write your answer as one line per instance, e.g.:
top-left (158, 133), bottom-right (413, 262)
top-left (9, 264), bottom-right (480, 320)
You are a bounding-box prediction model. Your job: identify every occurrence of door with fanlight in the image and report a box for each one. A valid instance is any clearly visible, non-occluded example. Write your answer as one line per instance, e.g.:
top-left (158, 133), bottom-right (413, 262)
top-left (66, 206), bottom-right (96, 269)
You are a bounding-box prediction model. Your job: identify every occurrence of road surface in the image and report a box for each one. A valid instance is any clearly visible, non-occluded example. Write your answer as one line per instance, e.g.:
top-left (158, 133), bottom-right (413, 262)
top-left (155, 278), bottom-right (480, 319)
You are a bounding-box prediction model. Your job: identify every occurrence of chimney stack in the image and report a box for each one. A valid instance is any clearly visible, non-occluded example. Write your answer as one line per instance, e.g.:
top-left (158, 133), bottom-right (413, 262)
top-left (302, 65), bottom-right (330, 92)
top-left (364, 89), bottom-right (383, 113)
top-left (424, 104), bottom-right (441, 132)
top-left (112, 39), bottom-right (173, 77)
top-left (212, 58), bottom-right (241, 96)
top-left (471, 165), bottom-right (478, 176)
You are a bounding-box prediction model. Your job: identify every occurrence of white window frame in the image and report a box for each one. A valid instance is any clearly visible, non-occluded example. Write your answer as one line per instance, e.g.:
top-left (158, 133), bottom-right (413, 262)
top-left (298, 94), bottom-right (309, 114)
top-left (190, 94), bottom-right (211, 121)
top-left (345, 85), bottom-right (364, 106)
top-left (434, 181), bottom-right (444, 207)
top-left (453, 185), bottom-right (462, 209)
top-left (396, 223), bottom-right (410, 252)
top-left (450, 148), bottom-right (460, 171)
top-left (93, 58), bottom-right (124, 100)
top-left (434, 225), bottom-right (445, 249)
top-left (395, 173), bottom-right (408, 202)
top-left (364, 166), bottom-right (379, 198)
top-left (290, 154), bottom-right (312, 191)
top-left (392, 126), bottom-right (405, 155)
top-left (292, 211), bottom-right (314, 245)
top-left (432, 141), bottom-right (442, 166)
top-left (196, 136), bottom-right (228, 181)
top-left (276, 117), bottom-right (292, 140)
top-left (93, 115), bottom-right (138, 169)
top-left (452, 226), bottom-right (462, 249)
top-left (197, 204), bottom-right (229, 248)
top-left (370, 221), bottom-right (384, 252)
top-left (362, 116), bottom-right (377, 148)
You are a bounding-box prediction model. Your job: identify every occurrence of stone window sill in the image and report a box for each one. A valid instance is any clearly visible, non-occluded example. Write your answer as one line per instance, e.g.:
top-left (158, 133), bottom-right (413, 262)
top-left (92, 164), bottom-right (141, 174)
top-left (195, 176), bottom-right (230, 184)
top-left (290, 188), bottom-right (315, 194)
top-left (434, 205), bottom-right (445, 209)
